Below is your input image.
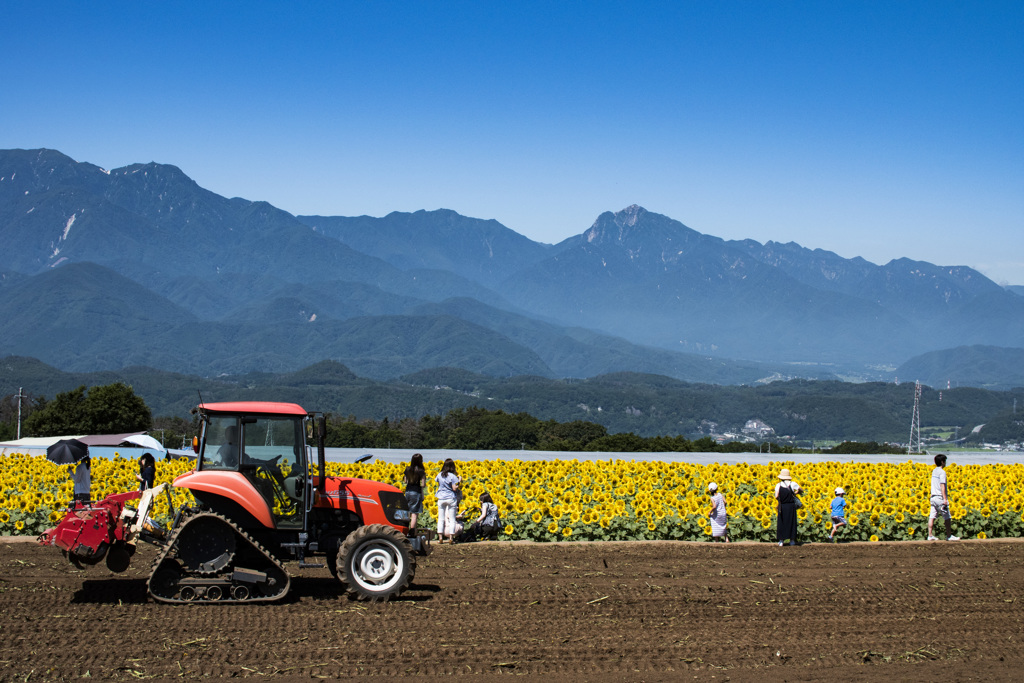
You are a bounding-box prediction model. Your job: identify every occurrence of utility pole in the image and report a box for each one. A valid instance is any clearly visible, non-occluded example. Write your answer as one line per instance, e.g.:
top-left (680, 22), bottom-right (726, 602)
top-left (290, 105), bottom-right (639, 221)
top-left (15, 387), bottom-right (25, 440)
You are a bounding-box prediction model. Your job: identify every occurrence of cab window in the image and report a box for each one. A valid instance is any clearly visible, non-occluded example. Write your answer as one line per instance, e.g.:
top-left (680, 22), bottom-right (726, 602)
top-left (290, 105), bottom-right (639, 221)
top-left (201, 416), bottom-right (240, 470)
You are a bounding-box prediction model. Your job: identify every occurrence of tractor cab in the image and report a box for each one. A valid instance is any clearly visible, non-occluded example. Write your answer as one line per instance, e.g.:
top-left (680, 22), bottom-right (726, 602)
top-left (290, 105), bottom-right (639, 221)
top-left (191, 402), bottom-right (313, 530)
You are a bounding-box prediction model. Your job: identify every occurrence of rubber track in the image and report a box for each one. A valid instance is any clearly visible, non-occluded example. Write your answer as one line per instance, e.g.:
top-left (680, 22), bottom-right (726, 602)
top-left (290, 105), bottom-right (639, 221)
top-left (146, 511), bottom-right (291, 604)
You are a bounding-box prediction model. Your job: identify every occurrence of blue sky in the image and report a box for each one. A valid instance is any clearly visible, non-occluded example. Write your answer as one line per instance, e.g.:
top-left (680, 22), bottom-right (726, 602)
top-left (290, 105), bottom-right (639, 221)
top-left (3, 1), bottom-right (1023, 284)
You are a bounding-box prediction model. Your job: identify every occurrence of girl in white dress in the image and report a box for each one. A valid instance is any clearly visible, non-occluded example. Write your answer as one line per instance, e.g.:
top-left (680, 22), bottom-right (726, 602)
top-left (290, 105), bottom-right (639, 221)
top-left (707, 482), bottom-right (730, 543)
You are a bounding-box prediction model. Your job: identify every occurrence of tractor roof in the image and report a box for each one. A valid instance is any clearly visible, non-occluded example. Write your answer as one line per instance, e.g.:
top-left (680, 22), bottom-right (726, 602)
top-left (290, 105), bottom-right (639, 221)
top-left (198, 401), bottom-right (308, 417)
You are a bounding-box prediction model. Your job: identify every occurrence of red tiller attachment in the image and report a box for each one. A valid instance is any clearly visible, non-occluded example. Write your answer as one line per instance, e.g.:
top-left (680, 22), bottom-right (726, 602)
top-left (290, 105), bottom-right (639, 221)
top-left (39, 491), bottom-right (141, 566)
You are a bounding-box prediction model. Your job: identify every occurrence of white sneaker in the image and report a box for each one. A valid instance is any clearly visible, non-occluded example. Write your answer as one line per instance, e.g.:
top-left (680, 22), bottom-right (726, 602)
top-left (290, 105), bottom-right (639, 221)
top-left (947, 535), bottom-right (960, 541)
top-left (927, 535), bottom-right (939, 541)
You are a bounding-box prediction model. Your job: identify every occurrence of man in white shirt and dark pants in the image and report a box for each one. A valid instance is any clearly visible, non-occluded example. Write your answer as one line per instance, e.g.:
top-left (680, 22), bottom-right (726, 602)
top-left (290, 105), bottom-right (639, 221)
top-left (927, 453), bottom-right (960, 541)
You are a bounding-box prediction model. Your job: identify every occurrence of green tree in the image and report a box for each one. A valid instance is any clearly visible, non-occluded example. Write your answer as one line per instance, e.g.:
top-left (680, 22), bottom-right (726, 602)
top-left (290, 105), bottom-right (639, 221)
top-left (325, 418), bottom-right (374, 448)
top-left (827, 441), bottom-right (904, 455)
top-left (23, 387), bottom-right (89, 436)
top-left (691, 436), bottom-right (717, 452)
top-left (83, 383), bottom-right (152, 433)
top-left (23, 383), bottom-right (152, 437)
top-left (445, 410), bottom-right (541, 450)
top-left (1, 393), bottom-right (39, 439)
top-left (152, 415), bottom-right (201, 449)
top-left (540, 420), bottom-right (608, 449)
top-left (372, 417), bottom-right (403, 449)
top-left (585, 432), bottom-right (650, 452)
top-left (416, 414), bottom-right (450, 449)
top-left (648, 435), bottom-right (693, 452)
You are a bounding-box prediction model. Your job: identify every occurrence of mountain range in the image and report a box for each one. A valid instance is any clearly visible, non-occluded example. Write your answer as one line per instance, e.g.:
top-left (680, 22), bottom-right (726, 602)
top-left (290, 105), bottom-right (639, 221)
top-left (1, 148), bottom-right (1021, 387)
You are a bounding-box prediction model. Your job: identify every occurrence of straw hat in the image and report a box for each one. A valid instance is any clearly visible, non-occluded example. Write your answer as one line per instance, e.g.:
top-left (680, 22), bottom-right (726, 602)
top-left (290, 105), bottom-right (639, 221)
top-left (778, 468), bottom-right (792, 480)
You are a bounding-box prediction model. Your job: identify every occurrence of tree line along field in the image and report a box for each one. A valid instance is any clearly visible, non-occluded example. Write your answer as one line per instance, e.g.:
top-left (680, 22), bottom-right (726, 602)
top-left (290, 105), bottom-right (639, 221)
top-left (6, 380), bottom-right (1021, 456)
top-left (1, 380), bottom-right (919, 454)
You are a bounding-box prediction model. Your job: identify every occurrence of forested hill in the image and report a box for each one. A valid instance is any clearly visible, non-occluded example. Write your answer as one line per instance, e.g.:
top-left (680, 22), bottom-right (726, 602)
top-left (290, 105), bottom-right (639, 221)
top-left (2, 357), bottom-right (1021, 444)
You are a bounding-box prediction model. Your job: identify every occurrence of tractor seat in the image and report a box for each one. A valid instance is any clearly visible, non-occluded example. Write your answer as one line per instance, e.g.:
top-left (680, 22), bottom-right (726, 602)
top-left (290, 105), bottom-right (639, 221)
top-left (283, 476), bottom-right (303, 501)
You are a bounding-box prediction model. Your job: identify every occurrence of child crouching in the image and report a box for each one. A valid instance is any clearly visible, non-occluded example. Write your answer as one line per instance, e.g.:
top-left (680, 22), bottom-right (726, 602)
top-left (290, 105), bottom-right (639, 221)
top-left (830, 487), bottom-right (848, 542)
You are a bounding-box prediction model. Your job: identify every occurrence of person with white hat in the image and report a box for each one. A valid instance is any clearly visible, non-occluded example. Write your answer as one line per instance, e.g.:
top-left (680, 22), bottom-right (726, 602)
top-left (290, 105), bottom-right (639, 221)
top-left (927, 453), bottom-right (960, 541)
top-left (774, 468), bottom-right (799, 546)
top-left (829, 487), bottom-right (848, 542)
top-left (706, 482), bottom-right (730, 543)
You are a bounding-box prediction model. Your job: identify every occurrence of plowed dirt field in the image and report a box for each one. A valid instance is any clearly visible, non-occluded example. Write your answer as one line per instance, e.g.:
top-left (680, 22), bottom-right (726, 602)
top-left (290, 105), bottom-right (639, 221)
top-left (2, 539), bottom-right (1021, 682)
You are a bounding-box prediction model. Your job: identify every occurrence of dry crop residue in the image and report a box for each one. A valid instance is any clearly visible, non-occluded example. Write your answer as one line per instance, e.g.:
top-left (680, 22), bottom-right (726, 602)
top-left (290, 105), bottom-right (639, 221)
top-left (1, 540), bottom-right (1022, 681)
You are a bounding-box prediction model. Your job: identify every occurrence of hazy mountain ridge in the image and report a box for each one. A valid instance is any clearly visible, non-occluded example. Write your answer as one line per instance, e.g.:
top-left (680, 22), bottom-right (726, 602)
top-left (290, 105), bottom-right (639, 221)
top-left (500, 205), bottom-right (1022, 363)
top-left (1, 149), bottom-right (1021, 385)
top-left (407, 297), bottom-right (822, 383)
top-left (0, 149), bottom-right (479, 301)
top-left (297, 209), bottom-right (555, 288)
top-left (895, 346), bottom-right (1024, 391)
top-left (498, 207), bottom-right (929, 362)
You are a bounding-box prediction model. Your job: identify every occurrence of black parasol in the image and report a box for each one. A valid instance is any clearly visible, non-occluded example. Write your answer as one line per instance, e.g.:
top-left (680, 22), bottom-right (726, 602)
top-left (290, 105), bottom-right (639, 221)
top-left (46, 438), bottom-right (89, 465)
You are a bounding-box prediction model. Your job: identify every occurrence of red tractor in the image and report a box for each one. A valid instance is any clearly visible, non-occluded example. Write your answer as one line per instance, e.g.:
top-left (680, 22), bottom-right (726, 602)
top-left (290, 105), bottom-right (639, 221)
top-left (40, 401), bottom-right (428, 603)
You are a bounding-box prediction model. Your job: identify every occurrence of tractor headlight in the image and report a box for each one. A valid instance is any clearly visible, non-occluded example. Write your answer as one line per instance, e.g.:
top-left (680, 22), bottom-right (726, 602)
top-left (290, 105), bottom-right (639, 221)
top-left (379, 490), bottom-right (412, 526)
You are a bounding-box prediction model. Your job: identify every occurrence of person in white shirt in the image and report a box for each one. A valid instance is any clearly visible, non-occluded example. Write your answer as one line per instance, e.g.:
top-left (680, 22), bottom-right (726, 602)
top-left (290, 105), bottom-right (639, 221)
top-left (707, 482), bottom-right (730, 543)
top-left (434, 458), bottom-right (461, 543)
top-left (927, 453), bottom-right (960, 541)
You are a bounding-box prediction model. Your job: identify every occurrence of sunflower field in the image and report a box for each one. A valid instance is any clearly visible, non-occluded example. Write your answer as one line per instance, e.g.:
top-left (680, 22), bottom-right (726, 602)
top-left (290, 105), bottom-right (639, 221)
top-left (3, 453), bottom-right (1023, 542)
top-left (0, 453), bottom-right (195, 537)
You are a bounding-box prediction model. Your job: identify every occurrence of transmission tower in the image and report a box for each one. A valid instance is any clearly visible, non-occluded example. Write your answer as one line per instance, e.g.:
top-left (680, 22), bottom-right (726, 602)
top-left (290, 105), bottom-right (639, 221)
top-left (908, 381), bottom-right (923, 455)
top-left (15, 387), bottom-right (25, 440)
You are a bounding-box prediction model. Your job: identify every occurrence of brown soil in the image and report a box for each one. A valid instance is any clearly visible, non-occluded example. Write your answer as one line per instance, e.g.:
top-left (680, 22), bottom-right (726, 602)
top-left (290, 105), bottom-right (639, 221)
top-left (1, 538), bottom-right (1021, 682)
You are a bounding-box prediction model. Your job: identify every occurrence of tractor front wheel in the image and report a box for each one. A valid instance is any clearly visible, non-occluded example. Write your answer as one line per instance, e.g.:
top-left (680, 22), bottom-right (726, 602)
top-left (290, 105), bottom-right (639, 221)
top-left (337, 524), bottom-right (415, 601)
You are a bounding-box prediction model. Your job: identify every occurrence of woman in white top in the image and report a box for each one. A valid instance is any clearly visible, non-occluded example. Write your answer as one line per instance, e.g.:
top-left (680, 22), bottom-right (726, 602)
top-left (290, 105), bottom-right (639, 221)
top-left (434, 458), bottom-right (461, 543)
top-left (707, 482), bottom-right (729, 542)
